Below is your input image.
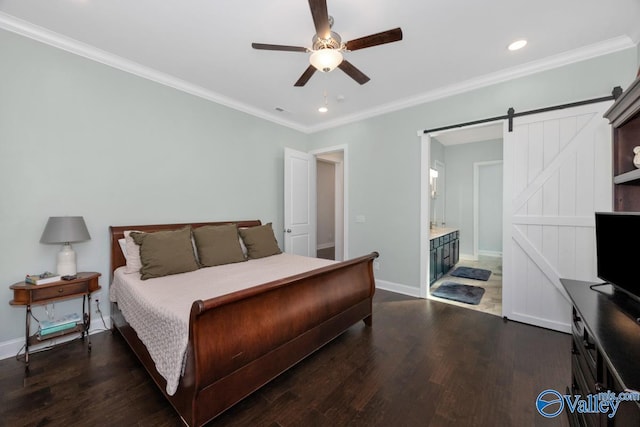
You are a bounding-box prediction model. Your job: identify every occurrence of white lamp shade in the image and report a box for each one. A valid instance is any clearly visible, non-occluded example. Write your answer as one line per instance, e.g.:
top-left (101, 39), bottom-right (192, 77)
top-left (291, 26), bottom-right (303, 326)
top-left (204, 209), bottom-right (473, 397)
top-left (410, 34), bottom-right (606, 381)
top-left (310, 49), bottom-right (343, 72)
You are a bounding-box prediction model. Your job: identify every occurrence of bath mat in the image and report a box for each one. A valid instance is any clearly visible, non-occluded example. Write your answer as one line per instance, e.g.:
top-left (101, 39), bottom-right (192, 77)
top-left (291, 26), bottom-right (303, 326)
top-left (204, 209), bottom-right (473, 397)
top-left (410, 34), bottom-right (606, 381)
top-left (450, 266), bottom-right (492, 281)
top-left (431, 282), bottom-right (485, 305)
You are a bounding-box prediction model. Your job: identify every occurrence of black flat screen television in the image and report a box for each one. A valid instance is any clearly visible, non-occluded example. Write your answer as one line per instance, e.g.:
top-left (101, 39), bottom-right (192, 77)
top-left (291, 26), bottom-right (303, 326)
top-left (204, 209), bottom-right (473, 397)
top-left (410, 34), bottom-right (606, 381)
top-left (595, 212), bottom-right (640, 304)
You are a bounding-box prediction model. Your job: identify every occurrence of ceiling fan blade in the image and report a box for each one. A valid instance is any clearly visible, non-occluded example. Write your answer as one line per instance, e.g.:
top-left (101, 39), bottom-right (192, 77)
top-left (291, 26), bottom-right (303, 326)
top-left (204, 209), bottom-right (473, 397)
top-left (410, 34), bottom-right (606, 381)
top-left (338, 60), bottom-right (370, 85)
top-left (252, 43), bottom-right (308, 52)
top-left (345, 27), bottom-right (403, 51)
top-left (308, 0), bottom-right (331, 39)
top-left (294, 65), bottom-right (317, 87)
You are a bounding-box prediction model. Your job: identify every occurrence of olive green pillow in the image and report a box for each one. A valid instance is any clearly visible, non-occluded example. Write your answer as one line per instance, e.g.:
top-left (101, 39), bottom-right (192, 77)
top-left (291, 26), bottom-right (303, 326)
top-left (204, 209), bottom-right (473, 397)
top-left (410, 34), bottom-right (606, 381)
top-left (131, 227), bottom-right (199, 280)
top-left (238, 223), bottom-right (282, 259)
top-left (193, 224), bottom-right (247, 267)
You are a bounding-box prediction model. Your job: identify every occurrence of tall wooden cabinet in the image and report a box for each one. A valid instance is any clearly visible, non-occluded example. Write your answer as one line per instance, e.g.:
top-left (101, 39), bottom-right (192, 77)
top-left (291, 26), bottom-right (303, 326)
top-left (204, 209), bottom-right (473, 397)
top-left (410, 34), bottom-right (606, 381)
top-left (604, 76), bottom-right (640, 212)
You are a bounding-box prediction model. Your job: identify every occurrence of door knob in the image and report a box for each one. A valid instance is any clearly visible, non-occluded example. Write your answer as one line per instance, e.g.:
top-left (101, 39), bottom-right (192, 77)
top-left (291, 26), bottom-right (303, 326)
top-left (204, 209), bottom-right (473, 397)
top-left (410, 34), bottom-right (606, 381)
top-left (285, 229), bottom-right (292, 233)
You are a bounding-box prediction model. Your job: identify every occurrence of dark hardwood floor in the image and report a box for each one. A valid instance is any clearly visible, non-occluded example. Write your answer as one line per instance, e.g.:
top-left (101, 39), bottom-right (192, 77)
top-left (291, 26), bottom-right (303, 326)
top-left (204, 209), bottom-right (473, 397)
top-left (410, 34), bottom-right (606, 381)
top-left (316, 246), bottom-right (335, 260)
top-left (0, 290), bottom-right (571, 427)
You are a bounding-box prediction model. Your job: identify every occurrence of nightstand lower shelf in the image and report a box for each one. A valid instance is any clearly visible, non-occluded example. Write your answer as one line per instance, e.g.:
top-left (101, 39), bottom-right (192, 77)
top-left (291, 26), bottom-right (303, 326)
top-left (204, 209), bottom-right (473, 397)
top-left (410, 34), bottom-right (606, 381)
top-left (28, 314), bottom-right (90, 346)
top-left (9, 272), bottom-right (101, 369)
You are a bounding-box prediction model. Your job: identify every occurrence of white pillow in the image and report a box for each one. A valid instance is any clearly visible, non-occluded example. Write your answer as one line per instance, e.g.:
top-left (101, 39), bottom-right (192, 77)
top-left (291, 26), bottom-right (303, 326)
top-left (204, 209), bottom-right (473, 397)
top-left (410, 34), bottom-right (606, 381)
top-left (123, 230), bottom-right (143, 274)
top-left (239, 235), bottom-right (248, 257)
top-left (118, 238), bottom-right (127, 256)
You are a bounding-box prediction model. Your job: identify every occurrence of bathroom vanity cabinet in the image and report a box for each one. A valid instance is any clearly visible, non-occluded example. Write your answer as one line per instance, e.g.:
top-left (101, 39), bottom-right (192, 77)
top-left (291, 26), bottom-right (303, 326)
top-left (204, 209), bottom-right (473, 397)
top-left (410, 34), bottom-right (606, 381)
top-left (429, 228), bottom-right (459, 285)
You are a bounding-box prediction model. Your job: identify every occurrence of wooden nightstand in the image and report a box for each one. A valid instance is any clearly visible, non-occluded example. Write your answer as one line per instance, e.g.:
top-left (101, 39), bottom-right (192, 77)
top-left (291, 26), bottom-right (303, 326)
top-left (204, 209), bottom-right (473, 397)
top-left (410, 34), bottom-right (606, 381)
top-left (9, 271), bottom-right (101, 369)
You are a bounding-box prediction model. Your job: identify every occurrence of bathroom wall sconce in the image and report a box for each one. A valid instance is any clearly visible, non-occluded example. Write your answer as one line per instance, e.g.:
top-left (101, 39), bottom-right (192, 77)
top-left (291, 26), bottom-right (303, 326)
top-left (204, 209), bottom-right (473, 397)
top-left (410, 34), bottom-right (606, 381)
top-left (429, 168), bottom-right (439, 199)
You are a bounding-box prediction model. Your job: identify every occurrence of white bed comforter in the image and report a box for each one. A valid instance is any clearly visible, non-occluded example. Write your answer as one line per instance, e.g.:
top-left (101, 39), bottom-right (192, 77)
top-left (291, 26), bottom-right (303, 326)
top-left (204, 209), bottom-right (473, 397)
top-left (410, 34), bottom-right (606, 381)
top-left (109, 253), bottom-right (336, 395)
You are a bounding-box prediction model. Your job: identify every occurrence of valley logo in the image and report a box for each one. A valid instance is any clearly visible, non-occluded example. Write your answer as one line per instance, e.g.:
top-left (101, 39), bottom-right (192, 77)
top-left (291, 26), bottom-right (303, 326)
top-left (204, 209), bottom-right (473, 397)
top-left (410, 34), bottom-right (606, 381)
top-left (536, 389), bottom-right (640, 419)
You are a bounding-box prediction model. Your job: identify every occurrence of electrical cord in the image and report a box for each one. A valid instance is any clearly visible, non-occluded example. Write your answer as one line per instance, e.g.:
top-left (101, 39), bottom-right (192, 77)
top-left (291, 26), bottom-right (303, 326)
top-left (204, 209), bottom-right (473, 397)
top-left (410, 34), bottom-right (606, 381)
top-left (30, 310), bottom-right (40, 327)
top-left (92, 298), bottom-right (109, 332)
top-left (15, 342), bottom-right (62, 360)
top-left (15, 344), bottom-right (25, 360)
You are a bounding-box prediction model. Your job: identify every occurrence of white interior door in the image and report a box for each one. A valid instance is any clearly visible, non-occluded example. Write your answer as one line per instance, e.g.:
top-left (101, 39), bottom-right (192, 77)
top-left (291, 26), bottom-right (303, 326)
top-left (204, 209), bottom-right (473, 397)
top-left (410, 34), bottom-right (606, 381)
top-left (503, 102), bottom-right (612, 332)
top-left (284, 147), bottom-right (317, 257)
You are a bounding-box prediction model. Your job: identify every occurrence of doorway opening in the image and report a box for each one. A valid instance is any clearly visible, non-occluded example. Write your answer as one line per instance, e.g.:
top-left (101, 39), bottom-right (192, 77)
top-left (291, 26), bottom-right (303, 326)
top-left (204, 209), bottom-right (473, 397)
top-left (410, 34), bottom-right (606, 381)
top-left (312, 147), bottom-right (347, 261)
top-left (420, 122), bottom-right (504, 317)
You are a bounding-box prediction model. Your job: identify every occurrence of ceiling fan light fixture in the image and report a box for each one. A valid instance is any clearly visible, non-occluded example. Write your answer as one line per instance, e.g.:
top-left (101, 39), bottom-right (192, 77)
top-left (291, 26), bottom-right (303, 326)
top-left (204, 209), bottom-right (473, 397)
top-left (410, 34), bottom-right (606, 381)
top-left (251, 2), bottom-right (402, 86)
top-left (310, 48), bottom-right (343, 72)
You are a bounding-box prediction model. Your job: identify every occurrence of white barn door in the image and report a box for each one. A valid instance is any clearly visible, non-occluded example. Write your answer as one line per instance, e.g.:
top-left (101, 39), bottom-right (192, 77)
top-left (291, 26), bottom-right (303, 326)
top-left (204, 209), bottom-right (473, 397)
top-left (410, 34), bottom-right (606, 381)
top-left (284, 147), bottom-right (317, 257)
top-left (503, 102), bottom-right (612, 333)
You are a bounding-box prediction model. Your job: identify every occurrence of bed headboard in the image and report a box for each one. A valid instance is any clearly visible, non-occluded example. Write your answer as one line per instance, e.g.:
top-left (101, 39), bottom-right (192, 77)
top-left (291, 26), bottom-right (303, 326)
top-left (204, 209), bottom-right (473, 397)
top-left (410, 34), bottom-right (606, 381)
top-left (109, 220), bottom-right (262, 281)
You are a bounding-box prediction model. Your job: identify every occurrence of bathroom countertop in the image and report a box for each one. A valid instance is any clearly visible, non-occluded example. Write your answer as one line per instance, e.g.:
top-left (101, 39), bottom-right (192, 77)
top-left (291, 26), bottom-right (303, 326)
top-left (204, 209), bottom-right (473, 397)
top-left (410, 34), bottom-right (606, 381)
top-left (429, 226), bottom-right (459, 240)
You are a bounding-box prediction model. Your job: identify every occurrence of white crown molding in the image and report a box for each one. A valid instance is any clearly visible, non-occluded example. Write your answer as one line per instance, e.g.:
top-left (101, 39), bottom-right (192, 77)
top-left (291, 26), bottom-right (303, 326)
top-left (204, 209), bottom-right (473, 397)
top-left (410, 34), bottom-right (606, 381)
top-left (1, 12), bottom-right (635, 135)
top-left (0, 12), bottom-right (308, 133)
top-left (308, 36), bottom-right (636, 133)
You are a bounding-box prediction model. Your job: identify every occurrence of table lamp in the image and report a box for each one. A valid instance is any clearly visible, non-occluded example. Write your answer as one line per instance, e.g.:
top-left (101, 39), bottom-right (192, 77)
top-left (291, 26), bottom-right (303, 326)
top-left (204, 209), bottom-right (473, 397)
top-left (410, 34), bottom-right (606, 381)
top-left (40, 216), bottom-right (91, 276)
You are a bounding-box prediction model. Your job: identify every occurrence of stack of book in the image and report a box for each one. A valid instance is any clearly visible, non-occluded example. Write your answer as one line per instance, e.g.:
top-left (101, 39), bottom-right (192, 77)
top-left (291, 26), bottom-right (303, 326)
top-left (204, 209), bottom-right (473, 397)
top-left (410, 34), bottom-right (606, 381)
top-left (38, 313), bottom-right (82, 337)
top-left (25, 272), bottom-right (61, 285)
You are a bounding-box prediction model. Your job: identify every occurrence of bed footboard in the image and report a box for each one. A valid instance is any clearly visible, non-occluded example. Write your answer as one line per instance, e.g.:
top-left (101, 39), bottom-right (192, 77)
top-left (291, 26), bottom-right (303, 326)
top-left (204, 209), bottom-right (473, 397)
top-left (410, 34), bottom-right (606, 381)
top-left (185, 251), bottom-right (378, 426)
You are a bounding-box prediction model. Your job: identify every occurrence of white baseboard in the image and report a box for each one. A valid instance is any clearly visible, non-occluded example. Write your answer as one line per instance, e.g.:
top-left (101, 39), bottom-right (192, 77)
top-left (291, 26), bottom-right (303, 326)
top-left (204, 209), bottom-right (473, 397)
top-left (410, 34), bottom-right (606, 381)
top-left (317, 242), bottom-right (335, 250)
top-left (0, 318), bottom-right (111, 361)
top-left (375, 279), bottom-right (422, 298)
top-left (478, 250), bottom-right (503, 258)
top-left (459, 253), bottom-right (478, 261)
top-left (460, 251), bottom-right (503, 262)
top-left (0, 336), bottom-right (24, 362)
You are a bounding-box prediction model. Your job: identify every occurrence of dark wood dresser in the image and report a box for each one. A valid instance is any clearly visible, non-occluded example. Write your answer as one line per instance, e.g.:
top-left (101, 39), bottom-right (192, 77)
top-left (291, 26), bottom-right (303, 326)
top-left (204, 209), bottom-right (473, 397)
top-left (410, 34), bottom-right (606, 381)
top-left (561, 278), bottom-right (640, 426)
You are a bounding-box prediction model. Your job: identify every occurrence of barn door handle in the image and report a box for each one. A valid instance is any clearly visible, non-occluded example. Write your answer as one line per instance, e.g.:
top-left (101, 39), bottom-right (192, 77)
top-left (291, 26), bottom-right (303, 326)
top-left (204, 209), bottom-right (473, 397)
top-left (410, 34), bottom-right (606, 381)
top-left (285, 229), bottom-right (292, 233)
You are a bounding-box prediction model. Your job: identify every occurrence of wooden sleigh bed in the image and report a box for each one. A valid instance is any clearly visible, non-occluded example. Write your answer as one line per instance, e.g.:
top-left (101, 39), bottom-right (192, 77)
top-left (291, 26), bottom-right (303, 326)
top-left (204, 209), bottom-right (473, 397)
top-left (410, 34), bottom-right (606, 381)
top-left (109, 220), bottom-right (378, 426)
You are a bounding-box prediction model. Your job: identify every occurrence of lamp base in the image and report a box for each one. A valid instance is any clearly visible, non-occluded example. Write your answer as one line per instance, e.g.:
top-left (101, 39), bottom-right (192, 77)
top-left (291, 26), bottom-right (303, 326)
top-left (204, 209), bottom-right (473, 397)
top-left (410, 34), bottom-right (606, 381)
top-left (57, 243), bottom-right (77, 276)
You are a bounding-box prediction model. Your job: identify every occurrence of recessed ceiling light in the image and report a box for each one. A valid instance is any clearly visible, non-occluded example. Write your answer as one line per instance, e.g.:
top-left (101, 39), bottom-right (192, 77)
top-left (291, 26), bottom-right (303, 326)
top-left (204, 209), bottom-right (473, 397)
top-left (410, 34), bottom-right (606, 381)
top-left (508, 39), bottom-right (527, 51)
top-left (318, 106), bottom-right (328, 113)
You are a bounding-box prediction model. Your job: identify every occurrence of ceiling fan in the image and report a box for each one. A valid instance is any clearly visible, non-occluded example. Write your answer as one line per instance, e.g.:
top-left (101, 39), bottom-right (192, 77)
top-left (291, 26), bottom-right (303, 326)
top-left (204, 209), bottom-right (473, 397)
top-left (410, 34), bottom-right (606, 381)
top-left (251, 0), bottom-right (403, 87)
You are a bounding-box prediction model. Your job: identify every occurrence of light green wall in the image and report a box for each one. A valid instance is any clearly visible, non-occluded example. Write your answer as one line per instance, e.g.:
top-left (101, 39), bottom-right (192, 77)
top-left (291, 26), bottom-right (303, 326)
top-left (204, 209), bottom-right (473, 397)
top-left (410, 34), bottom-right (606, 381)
top-left (444, 139), bottom-right (503, 256)
top-left (1, 25), bottom-right (637, 350)
top-left (0, 29), bottom-right (307, 345)
top-left (308, 48), bottom-right (638, 289)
